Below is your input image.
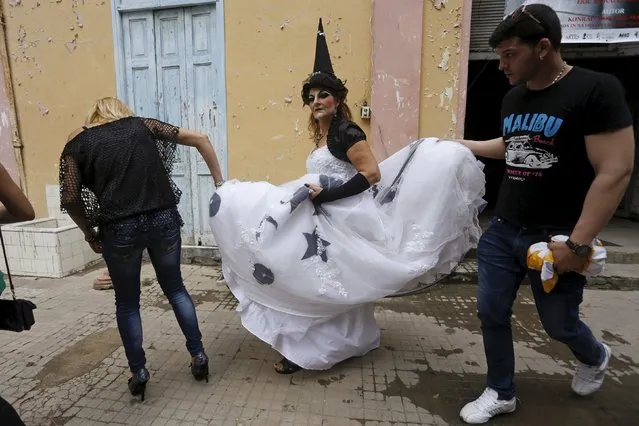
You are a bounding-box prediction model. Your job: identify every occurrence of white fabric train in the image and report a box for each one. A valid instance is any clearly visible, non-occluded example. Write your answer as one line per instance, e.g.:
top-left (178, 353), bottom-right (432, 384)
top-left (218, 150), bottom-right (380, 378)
top-left (209, 137), bottom-right (486, 369)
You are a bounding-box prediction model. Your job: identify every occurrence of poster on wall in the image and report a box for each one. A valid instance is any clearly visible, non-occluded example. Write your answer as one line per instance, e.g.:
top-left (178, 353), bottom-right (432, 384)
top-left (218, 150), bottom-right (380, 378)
top-left (505, 1), bottom-right (639, 43)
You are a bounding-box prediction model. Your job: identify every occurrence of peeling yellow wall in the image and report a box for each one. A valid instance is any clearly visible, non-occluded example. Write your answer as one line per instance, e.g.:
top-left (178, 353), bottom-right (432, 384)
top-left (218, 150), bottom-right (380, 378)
top-left (224, 0), bottom-right (372, 183)
top-left (419, 0), bottom-right (466, 139)
top-left (3, 0), bottom-right (115, 218)
top-left (225, 0), bottom-right (467, 182)
top-left (3, 0), bottom-right (467, 218)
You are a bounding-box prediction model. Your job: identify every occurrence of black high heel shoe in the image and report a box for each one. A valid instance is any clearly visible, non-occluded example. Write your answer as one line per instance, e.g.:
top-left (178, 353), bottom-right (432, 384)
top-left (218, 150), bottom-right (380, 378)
top-left (128, 368), bottom-right (150, 401)
top-left (274, 358), bottom-right (301, 374)
top-left (191, 352), bottom-right (209, 382)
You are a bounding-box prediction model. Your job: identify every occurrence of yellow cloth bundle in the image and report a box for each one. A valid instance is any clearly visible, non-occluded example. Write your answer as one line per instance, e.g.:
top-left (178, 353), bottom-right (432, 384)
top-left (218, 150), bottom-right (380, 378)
top-left (526, 235), bottom-right (606, 293)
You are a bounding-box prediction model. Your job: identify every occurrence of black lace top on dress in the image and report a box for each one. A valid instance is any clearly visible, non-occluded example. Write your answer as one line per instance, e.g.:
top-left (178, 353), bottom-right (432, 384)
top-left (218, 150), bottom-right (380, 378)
top-left (59, 116), bottom-right (183, 229)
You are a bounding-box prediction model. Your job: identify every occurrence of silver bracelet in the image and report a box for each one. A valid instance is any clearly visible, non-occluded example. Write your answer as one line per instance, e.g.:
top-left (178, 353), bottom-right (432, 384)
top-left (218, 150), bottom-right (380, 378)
top-left (215, 180), bottom-right (225, 188)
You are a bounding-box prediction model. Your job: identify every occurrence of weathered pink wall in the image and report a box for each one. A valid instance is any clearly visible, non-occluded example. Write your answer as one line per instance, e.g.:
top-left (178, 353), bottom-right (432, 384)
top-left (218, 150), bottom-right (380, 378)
top-left (369, 0), bottom-right (424, 161)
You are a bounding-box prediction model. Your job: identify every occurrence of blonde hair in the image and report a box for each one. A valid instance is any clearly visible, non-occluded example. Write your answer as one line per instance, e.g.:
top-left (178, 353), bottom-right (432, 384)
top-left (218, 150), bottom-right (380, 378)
top-left (85, 97), bottom-right (135, 126)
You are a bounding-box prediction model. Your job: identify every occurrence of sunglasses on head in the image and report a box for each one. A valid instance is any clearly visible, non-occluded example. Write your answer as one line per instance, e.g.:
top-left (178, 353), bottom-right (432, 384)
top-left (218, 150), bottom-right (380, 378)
top-left (510, 4), bottom-right (542, 25)
top-left (306, 90), bottom-right (333, 104)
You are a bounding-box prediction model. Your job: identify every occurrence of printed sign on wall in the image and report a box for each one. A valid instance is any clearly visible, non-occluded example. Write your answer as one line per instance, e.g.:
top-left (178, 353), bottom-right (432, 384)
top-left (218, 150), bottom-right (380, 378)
top-left (505, 1), bottom-right (639, 43)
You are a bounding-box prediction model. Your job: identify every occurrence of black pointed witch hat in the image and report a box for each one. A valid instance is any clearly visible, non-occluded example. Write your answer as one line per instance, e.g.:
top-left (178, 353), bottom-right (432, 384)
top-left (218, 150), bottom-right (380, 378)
top-left (301, 18), bottom-right (347, 105)
top-left (313, 18), bottom-right (334, 75)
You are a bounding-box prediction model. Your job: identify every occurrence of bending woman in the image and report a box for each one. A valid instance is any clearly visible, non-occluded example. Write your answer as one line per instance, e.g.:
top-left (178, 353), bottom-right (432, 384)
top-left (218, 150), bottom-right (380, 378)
top-left (59, 97), bottom-right (225, 399)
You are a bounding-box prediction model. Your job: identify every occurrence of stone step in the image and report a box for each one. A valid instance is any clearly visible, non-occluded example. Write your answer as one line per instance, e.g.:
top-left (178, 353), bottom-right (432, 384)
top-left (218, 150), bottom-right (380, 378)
top-left (601, 247), bottom-right (639, 264)
top-left (440, 259), bottom-right (639, 290)
top-left (145, 245), bottom-right (222, 266)
top-left (465, 246), bottom-right (639, 264)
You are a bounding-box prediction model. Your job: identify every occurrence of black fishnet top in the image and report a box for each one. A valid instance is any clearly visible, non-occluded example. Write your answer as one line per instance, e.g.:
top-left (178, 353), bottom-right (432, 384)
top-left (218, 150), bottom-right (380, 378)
top-left (59, 116), bottom-right (183, 229)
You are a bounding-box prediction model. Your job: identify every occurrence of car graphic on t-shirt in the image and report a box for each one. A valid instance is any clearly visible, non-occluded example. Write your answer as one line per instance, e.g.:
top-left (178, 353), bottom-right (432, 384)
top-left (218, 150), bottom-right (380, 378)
top-left (505, 136), bottom-right (559, 170)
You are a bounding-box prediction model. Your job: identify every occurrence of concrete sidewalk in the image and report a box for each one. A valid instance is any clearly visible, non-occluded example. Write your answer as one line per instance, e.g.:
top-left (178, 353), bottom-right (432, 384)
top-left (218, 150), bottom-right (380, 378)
top-left (0, 263), bottom-right (637, 425)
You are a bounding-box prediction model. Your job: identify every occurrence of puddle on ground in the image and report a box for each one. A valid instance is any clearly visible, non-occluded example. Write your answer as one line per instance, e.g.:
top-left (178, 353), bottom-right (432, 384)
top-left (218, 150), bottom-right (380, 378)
top-left (602, 330), bottom-right (631, 345)
top-left (432, 348), bottom-right (464, 357)
top-left (378, 285), bottom-right (611, 366)
top-left (377, 287), bottom-right (482, 334)
top-left (36, 328), bottom-right (121, 389)
top-left (153, 289), bottom-right (221, 311)
top-left (191, 290), bottom-right (222, 305)
top-left (375, 285), bottom-right (639, 425)
top-left (381, 367), bottom-right (639, 426)
top-left (611, 352), bottom-right (639, 372)
top-left (317, 373), bottom-right (346, 387)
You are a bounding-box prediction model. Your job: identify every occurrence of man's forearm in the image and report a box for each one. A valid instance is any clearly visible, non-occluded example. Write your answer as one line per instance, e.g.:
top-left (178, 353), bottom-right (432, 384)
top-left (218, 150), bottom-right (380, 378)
top-left (455, 137), bottom-right (506, 160)
top-left (570, 172), bottom-right (632, 244)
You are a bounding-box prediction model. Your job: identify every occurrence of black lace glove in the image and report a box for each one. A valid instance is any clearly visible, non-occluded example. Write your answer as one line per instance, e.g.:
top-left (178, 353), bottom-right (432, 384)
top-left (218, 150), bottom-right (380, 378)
top-left (311, 172), bottom-right (370, 204)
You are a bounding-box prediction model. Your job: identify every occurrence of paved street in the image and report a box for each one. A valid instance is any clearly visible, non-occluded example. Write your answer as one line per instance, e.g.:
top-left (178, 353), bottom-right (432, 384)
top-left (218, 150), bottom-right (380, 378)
top-left (0, 263), bottom-right (637, 426)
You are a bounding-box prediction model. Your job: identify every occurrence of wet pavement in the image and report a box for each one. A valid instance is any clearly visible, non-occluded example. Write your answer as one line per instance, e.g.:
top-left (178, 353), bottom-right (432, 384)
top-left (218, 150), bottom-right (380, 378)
top-left (0, 263), bottom-right (637, 425)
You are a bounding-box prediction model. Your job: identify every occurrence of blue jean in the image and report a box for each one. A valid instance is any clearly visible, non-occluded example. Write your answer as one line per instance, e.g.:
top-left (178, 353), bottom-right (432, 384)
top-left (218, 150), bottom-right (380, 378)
top-left (101, 214), bottom-right (204, 372)
top-left (477, 217), bottom-right (604, 400)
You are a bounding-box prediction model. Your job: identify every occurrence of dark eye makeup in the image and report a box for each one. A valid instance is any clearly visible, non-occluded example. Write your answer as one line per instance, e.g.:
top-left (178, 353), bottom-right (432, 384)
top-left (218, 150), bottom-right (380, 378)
top-left (307, 91), bottom-right (332, 103)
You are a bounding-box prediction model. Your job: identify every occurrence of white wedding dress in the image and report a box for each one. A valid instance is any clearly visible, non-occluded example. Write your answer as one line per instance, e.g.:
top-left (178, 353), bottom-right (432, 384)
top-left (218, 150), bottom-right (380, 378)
top-left (209, 138), bottom-right (486, 369)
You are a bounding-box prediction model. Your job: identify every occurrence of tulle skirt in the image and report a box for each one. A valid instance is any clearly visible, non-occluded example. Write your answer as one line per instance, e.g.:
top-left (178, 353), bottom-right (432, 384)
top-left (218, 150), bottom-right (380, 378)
top-left (209, 138), bottom-right (486, 369)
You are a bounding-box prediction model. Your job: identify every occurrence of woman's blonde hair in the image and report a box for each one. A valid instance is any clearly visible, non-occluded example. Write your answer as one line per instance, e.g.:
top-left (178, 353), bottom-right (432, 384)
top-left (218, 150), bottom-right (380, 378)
top-left (85, 97), bottom-right (135, 126)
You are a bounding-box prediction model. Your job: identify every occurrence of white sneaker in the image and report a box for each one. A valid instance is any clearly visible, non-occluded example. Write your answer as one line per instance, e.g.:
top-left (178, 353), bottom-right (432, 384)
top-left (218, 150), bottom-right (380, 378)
top-left (459, 387), bottom-right (516, 424)
top-left (571, 342), bottom-right (611, 396)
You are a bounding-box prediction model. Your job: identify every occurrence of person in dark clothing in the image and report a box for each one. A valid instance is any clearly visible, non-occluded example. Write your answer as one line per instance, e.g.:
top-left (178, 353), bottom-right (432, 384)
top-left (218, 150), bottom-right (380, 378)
top-left (59, 97), bottom-right (225, 400)
top-left (0, 392), bottom-right (25, 426)
top-left (452, 4), bottom-right (635, 424)
top-left (0, 163), bottom-right (33, 425)
top-left (0, 164), bottom-right (34, 224)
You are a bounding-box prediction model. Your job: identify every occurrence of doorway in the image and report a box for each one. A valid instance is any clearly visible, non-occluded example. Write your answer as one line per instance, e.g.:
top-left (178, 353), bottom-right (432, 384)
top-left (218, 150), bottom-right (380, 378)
top-left (117, 4), bottom-right (227, 245)
top-left (464, 55), bottom-right (639, 219)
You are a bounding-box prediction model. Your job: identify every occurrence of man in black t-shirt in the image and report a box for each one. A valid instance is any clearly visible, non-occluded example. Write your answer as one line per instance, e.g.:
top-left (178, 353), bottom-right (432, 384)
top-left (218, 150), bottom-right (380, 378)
top-left (453, 4), bottom-right (635, 424)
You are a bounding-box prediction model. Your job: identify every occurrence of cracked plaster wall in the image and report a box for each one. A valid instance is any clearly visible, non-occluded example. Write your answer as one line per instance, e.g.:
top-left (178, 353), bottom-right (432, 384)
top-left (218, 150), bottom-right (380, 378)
top-left (225, 0), bottom-right (470, 181)
top-left (419, 0), bottom-right (470, 139)
top-left (223, 0), bottom-right (373, 184)
top-left (3, 0), bottom-right (469, 218)
top-left (3, 0), bottom-right (115, 217)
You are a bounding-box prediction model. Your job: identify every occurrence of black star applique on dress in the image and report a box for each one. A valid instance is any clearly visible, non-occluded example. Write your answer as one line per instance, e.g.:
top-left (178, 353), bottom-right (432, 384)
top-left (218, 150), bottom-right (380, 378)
top-left (289, 186), bottom-right (310, 213)
top-left (266, 216), bottom-right (278, 229)
top-left (253, 263), bottom-right (274, 285)
top-left (378, 139), bottom-right (423, 205)
top-left (312, 203), bottom-right (330, 216)
top-left (311, 175), bottom-right (342, 216)
top-left (209, 193), bottom-right (221, 217)
top-left (256, 215), bottom-right (279, 240)
top-left (370, 184), bottom-right (379, 198)
top-left (380, 186), bottom-right (398, 205)
top-left (302, 227), bottom-right (331, 262)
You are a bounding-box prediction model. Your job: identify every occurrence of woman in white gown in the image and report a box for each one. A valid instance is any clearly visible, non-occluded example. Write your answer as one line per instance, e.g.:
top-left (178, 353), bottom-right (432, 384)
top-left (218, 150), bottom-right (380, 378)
top-left (209, 19), bottom-right (486, 373)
